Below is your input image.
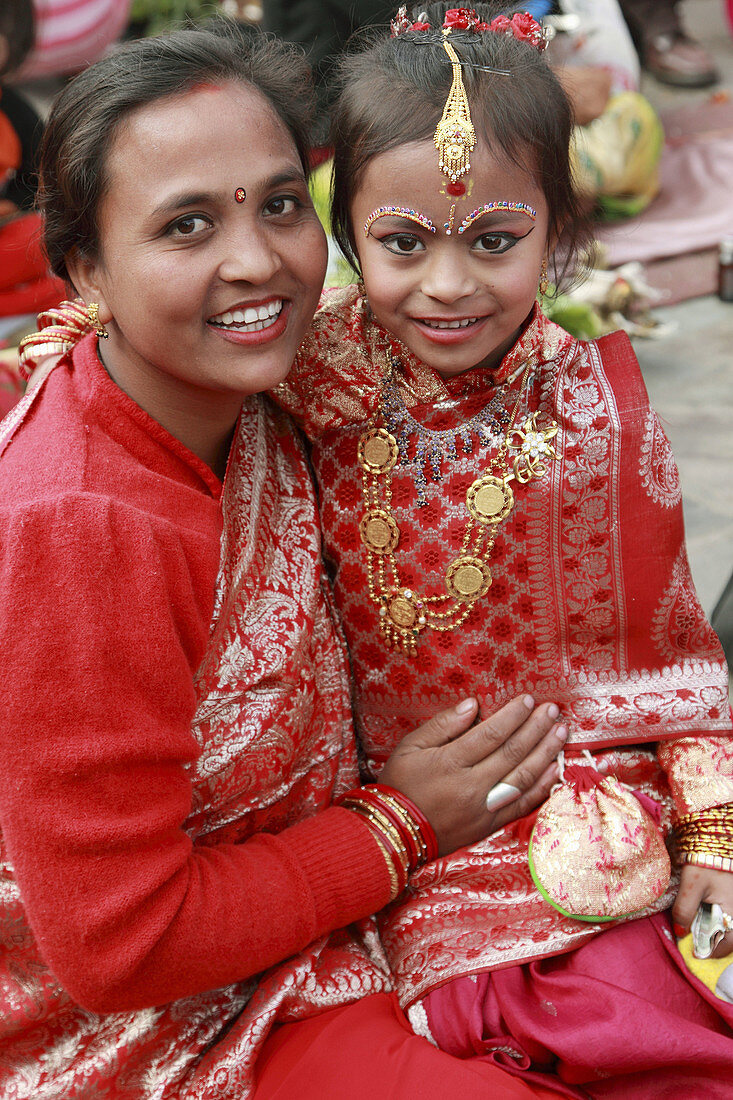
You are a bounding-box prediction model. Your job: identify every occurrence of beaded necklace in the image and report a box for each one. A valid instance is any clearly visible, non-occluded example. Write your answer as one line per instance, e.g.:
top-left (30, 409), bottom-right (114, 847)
top-left (358, 352), bottom-right (560, 655)
top-left (380, 374), bottom-right (511, 506)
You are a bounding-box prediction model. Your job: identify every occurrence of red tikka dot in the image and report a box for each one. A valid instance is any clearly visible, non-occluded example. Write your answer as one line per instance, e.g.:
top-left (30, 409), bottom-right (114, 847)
top-left (447, 181), bottom-right (466, 196)
top-left (234, 187), bottom-right (246, 203)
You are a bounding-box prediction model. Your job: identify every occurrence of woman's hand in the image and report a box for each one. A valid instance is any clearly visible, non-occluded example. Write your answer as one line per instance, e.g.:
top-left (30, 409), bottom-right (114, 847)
top-left (379, 695), bottom-right (567, 857)
top-left (673, 865), bottom-right (733, 957)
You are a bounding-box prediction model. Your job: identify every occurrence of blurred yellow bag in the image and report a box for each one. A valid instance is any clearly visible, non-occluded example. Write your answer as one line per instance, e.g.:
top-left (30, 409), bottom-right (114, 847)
top-left (571, 91), bottom-right (664, 219)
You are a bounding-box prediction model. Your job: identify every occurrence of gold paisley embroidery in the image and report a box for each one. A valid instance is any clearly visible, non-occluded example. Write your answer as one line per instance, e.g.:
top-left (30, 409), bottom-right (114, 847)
top-left (639, 409), bottom-right (682, 508)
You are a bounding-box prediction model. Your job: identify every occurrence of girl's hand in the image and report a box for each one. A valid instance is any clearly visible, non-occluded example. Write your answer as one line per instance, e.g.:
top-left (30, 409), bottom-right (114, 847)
top-left (379, 695), bottom-right (567, 856)
top-left (673, 865), bottom-right (733, 957)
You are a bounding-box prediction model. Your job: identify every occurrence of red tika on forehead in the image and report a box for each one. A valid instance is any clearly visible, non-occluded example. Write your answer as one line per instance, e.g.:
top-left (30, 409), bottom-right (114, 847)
top-left (187, 82), bottom-right (222, 94)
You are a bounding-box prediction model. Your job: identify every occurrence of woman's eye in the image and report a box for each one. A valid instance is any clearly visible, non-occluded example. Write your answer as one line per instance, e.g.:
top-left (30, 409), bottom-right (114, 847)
top-left (265, 195), bottom-right (300, 216)
top-left (169, 214), bottom-right (211, 238)
top-left (474, 233), bottom-right (517, 254)
top-left (383, 234), bottom-right (425, 255)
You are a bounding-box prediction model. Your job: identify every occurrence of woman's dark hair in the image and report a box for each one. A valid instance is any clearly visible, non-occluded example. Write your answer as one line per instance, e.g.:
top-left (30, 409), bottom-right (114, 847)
top-left (330, 2), bottom-right (593, 285)
top-left (0, 0), bottom-right (35, 79)
top-left (38, 22), bottom-right (315, 285)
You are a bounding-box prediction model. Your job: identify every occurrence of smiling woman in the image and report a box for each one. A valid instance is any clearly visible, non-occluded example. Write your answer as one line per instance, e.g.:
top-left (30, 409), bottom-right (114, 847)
top-left (0, 20), bottom-right (570, 1100)
top-left (46, 66), bottom-right (327, 476)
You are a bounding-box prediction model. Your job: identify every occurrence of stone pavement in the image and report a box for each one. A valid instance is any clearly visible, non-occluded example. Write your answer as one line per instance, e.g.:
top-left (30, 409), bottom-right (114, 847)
top-left (631, 0), bottom-right (733, 619)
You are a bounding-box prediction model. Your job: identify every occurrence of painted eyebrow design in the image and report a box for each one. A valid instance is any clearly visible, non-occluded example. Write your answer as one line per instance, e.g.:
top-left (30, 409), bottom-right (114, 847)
top-left (363, 206), bottom-right (437, 237)
top-left (457, 201), bottom-right (537, 234)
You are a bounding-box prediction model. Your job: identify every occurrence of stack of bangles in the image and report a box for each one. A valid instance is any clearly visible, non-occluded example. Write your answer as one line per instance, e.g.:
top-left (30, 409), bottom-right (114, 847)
top-left (675, 804), bottom-right (733, 873)
top-left (340, 784), bottom-right (439, 900)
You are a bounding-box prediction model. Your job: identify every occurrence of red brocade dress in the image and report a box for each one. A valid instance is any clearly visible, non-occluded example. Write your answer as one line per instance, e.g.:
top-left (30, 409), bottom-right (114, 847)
top-left (275, 285), bottom-right (733, 1096)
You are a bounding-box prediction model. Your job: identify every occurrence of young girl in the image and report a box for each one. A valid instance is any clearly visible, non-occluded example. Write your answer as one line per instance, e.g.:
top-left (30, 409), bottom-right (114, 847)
top-left (274, 4), bottom-right (733, 1092)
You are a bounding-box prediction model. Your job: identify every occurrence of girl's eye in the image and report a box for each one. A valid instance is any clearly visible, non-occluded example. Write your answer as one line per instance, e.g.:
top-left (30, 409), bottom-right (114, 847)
top-left (382, 234), bottom-right (425, 256)
top-left (169, 214), bottom-right (212, 239)
top-left (473, 233), bottom-right (517, 255)
top-left (265, 195), bottom-right (300, 217)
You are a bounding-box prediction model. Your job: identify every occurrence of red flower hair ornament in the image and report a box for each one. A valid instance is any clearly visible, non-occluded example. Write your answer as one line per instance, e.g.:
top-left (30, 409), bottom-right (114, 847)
top-left (390, 6), bottom-right (547, 51)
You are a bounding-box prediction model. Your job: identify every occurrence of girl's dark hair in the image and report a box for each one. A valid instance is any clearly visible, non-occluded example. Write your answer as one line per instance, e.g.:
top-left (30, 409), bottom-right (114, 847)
top-left (38, 22), bottom-right (315, 285)
top-left (0, 0), bottom-right (35, 79)
top-left (331, 2), bottom-right (593, 285)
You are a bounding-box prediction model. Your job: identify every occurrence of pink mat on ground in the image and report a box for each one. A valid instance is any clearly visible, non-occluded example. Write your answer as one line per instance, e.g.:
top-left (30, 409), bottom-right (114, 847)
top-left (596, 99), bottom-right (733, 278)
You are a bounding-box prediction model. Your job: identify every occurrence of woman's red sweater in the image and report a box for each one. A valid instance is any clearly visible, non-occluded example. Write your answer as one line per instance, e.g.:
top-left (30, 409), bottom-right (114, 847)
top-left (0, 338), bottom-right (390, 1014)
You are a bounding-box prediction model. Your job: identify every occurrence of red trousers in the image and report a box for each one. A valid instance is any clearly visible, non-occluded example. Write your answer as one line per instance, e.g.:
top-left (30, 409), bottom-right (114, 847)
top-left (253, 992), bottom-right (562, 1099)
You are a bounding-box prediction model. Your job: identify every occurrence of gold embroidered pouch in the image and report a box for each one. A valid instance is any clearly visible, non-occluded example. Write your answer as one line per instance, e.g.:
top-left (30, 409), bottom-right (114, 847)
top-left (528, 756), bottom-right (671, 922)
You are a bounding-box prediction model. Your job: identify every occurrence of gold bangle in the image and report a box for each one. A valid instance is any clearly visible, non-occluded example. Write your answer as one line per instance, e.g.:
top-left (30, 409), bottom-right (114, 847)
top-left (373, 790), bottom-right (428, 864)
top-left (344, 804), bottom-right (403, 898)
top-left (682, 851), bottom-right (733, 874)
top-left (370, 830), bottom-right (401, 899)
top-left (343, 800), bottom-right (411, 872)
top-left (675, 805), bottom-right (733, 864)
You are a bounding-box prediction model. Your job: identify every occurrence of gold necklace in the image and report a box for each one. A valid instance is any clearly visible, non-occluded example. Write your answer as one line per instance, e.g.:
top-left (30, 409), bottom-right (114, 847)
top-left (358, 353), bottom-right (560, 655)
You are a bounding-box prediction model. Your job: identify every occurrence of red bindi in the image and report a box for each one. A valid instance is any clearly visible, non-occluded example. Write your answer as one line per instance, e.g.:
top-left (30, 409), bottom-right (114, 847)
top-left (235, 188), bottom-right (246, 203)
top-left (447, 181), bottom-right (466, 197)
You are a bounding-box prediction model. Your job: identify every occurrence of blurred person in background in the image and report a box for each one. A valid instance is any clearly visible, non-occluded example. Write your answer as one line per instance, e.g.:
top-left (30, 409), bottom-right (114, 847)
top-left (618, 0), bottom-right (718, 86)
top-left (10, 0), bottom-right (132, 82)
top-left (0, 0), bottom-right (64, 340)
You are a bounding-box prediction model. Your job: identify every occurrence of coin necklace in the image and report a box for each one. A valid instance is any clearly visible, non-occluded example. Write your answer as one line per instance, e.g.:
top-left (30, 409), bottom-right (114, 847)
top-left (358, 352), bottom-right (560, 655)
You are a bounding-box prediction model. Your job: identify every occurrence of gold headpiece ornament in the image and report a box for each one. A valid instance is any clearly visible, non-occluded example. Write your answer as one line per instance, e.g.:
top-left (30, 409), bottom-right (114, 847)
top-left (390, 8), bottom-right (547, 188)
top-left (433, 34), bottom-right (475, 185)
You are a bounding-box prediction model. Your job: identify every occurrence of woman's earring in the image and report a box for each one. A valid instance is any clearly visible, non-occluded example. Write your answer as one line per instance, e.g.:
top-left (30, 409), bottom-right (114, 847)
top-left (88, 302), bottom-right (109, 340)
top-left (539, 257), bottom-right (549, 297)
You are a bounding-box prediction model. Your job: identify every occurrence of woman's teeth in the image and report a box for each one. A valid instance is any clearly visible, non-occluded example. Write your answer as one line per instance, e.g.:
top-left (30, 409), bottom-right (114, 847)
top-left (212, 300), bottom-right (282, 331)
top-left (422, 317), bottom-right (478, 329)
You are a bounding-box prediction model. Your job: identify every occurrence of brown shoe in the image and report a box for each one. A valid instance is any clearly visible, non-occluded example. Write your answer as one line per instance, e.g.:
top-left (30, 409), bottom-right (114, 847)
top-left (644, 32), bottom-right (719, 87)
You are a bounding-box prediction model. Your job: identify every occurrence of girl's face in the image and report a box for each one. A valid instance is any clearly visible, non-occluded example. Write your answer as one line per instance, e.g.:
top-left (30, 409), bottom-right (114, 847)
top-left (351, 136), bottom-right (550, 378)
top-left (70, 81), bottom-right (327, 426)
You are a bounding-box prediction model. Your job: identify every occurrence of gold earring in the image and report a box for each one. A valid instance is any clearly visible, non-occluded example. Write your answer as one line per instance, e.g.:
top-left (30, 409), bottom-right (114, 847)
top-left (539, 257), bottom-right (549, 297)
top-left (88, 302), bottom-right (109, 339)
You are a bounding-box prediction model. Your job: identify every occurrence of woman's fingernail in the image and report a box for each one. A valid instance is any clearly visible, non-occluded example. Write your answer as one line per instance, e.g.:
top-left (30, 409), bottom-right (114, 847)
top-left (555, 725), bottom-right (568, 741)
top-left (456, 697), bottom-right (476, 715)
top-left (673, 922), bottom-right (688, 939)
top-left (523, 694), bottom-right (535, 709)
top-left (548, 703), bottom-right (560, 719)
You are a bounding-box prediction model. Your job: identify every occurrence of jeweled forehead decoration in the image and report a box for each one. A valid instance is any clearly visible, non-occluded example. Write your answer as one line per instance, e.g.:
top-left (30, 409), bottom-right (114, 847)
top-left (364, 206), bottom-right (437, 238)
top-left (458, 201), bottom-right (537, 234)
top-left (433, 35), bottom-right (475, 186)
top-left (234, 187), bottom-right (246, 203)
top-left (390, 9), bottom-right (548, 187)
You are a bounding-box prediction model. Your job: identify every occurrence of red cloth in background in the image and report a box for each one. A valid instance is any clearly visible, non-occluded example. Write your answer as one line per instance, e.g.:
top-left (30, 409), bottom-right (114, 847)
top-left (0, 212), bottom-right (65, 316)
top-left (0, 107), bottom-right (21, 178)
top-left (0, 362), bottom-right (22, 418)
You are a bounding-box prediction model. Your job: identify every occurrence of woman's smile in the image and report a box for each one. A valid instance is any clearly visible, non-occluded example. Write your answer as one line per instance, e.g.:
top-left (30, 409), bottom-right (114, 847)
top-left (72, 80), bottom-right (327, 437)
top-left (208, 297), bottom-right (291, 344)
